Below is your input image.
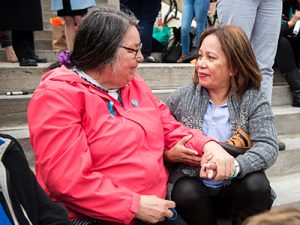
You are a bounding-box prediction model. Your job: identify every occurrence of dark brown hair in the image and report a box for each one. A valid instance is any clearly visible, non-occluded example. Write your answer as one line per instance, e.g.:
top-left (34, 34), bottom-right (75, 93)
top-left (242, 206), bottom-right (300, 225)
top-left (193, 25), bottom-right (262, 97)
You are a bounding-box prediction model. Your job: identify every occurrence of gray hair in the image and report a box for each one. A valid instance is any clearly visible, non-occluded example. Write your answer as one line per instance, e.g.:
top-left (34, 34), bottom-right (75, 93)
top-left (70, 7), bottom-right (139, 71)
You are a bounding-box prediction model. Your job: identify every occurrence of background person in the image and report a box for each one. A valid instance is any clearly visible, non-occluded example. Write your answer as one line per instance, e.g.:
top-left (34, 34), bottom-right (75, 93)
top-left (27, 8), bottom-right (231, 225)
top-left (51, 0), bottom-right (96, 51)
top-left (165, 25), bottom-right (278, 225)
top-left (177, 0), bottom-right (210, 63)
top-left (0, 0), bottom-right (47, 66)
top-left (216, 0), bottom-right (281, 104)
top-left (275, 0), bottom-right (300, 107)
top-left (120, 0), bottom-right (162, 63)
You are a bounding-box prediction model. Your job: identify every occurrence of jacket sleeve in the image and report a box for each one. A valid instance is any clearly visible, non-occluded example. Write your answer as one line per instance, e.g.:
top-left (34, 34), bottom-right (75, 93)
top-left (34, 173), bottom-right (73, 225)
top-left (235, 92), bottom-right (278, 178)
top-left (156, 98), bottom-right (214, 156)
top-left (28, 89), bottom-right (139, 224)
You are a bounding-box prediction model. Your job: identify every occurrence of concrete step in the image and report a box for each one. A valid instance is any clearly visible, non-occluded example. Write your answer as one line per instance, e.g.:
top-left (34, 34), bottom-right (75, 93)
top-left (269, 171), bottom-right (300, 207)
top-left (273, 106), bottom-right (300, 136)
top-left (266, 134), bottom-right (300, 176)
top-left (0, 62), bottom-right (288, 91)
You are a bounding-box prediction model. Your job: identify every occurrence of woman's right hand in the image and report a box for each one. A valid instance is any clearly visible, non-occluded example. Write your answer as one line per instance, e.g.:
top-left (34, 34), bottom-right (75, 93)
top-left (135, 195), bottom-right (176, 223)
top-left (164, 135), bottom-right (201, 165)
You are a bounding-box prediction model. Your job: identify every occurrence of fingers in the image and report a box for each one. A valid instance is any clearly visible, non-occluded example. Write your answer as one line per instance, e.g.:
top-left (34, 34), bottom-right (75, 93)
top-left (184, 148), bottom-right (199, 156)
top-left (177, 134), bottom-right (193, 145)
top-left (136, 196), bottom-right (176, 224)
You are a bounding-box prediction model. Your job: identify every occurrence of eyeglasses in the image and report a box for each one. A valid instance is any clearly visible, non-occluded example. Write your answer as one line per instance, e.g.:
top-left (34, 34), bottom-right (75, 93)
top-left (119, 43), bottom-right (143, 59)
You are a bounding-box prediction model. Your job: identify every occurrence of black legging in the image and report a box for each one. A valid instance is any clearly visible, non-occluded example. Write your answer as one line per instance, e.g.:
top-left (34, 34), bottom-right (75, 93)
top-left (275, 35), bottom-right (300, 74)
top-left (171, 172), bottom-right (273, 225)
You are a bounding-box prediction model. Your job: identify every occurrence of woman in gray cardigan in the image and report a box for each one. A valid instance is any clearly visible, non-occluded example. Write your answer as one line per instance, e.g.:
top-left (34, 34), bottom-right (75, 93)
top-left (164, 25), bottom-right (278, 225)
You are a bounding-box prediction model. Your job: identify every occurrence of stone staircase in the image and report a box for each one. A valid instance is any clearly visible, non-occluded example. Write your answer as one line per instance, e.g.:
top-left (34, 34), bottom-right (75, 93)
top-left (0, 0), bottom-right (300, 211)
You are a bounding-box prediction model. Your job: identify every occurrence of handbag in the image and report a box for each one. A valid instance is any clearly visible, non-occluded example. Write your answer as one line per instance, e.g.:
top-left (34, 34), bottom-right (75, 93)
top-left (220, 127), bottom-right (252, 157)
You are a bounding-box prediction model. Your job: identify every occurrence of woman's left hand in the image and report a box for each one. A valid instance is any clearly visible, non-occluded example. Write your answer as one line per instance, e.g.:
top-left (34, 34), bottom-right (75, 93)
top-left (202, 141), bottom-right (234, 181)
top-left (164, 135), bottom-right (201, 165)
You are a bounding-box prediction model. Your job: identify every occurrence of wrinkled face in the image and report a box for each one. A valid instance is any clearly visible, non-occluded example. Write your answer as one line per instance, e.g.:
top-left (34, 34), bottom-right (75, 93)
top-left (195, 34), bottom-right (232, 92)
top-left (108, 26), bottom-right (143, 89)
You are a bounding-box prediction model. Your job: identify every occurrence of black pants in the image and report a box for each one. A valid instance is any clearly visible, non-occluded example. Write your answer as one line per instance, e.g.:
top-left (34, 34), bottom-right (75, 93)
top-left (275, 35), bottom-right (300, 74)
top-left (11, 30), bottom-right (36, 61)
top-left (0, 30), bottom-right (12, 48)
top-left (171, 172), bottom-right (273, 225)
top-left (73, 213), bottom-right (187, 225)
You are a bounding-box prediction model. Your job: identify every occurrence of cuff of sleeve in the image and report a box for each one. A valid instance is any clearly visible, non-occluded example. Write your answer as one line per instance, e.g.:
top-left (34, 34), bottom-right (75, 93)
top-left (124, 193), bottom-right (140, 225)
top-left (188, 129), bottom-right (216, 156)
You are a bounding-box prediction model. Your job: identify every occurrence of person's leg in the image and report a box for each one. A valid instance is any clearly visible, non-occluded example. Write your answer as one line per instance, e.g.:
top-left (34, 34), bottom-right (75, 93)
top-left (63, 16), bottom-right (76, 51)
top-left (0, 31), bottom-right (18, 62)
top-left (193, 0), bottom-right (210, 49)
top-left (276, 36), bottom-right (300, 107)
top-left (217, 172), bottom-right (273, 225)
top-left (12, 30), bottom-right (38, 66)
top-left (0, 30), bottom-right (12, 48)
top-left (276, 36), bottom-right (298, 74)
top-left (181, 0), bottom-right (194, 55)
top-left (138, 0), bottom-right (161, 59)
top-left (217, 0), bottom-right (257, 38)
top-left (12, 30), bottom-right (35, 60)
top-left (171, 177), bottom-right (217, 225)
top-left (251, 0), bottom-right (282, 102)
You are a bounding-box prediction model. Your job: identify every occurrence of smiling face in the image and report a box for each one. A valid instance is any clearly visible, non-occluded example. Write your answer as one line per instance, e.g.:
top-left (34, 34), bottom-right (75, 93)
top-left (100, 25), bottom-right (144, 89)
top-left (195, 34), bottom-right (232, 93)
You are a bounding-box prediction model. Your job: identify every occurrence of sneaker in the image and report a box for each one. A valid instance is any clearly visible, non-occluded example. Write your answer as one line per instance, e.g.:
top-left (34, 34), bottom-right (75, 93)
top-left (142, 56), bottom-right (160, 63)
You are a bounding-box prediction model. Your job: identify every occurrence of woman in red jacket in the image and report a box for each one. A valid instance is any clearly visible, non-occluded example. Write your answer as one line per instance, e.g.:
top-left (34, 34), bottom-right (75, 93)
top-left (28, 7), bottom-right (233, 225)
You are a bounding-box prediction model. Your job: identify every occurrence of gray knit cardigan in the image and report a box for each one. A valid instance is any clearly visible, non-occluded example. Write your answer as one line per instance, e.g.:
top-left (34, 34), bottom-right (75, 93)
top-left (165, 83), bottom-right (279, 199)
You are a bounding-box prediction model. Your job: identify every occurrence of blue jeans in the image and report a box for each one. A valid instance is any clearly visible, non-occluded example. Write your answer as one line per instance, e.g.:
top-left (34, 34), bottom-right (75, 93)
top-left (181, 0), bottom-right (210, 55)
top-left (120, 0), bottom-right (161, 58)
top-left (217, 0), bottom-right (282, 102)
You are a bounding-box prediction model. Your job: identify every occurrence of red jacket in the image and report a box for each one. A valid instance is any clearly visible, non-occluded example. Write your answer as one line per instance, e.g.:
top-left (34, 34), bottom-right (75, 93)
top-left (28, 67), bottom-right (213, 224)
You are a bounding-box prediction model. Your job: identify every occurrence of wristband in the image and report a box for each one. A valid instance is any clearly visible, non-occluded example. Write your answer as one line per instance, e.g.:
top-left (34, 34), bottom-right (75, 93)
top-left (229, 160), bottom-right (240, 179)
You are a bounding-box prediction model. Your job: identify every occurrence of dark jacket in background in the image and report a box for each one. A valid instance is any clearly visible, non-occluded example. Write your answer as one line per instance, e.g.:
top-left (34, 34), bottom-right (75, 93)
top-left (0, 0), bottom-right (43, 31)
top-left (0, 133), bottom-right (72, 225)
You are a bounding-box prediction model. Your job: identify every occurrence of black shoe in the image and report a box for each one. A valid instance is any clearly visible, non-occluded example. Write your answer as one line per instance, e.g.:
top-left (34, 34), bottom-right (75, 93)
top-left (277, 138), bottom-right (286, 151)
top-left (34, 55), bottom-right (47, 63)
top-left (19, 58), bottom-right (38, 66)
top-left (142, 56), bottom-right (160, 63)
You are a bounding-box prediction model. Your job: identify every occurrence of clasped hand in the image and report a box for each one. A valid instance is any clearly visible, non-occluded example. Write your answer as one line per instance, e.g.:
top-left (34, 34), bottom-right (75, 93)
top-left (164, 136), bottom-right (235, 180)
